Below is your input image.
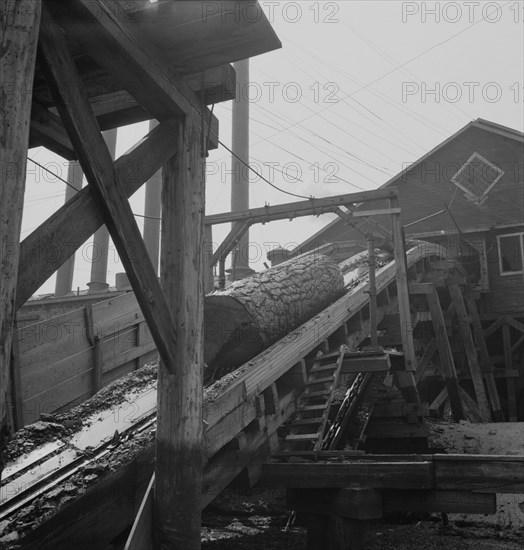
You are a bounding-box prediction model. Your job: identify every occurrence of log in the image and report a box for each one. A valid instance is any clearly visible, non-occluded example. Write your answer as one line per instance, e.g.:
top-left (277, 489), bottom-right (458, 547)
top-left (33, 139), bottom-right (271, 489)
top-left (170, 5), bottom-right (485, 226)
top-left (204, 253), bottom-right (344, 382)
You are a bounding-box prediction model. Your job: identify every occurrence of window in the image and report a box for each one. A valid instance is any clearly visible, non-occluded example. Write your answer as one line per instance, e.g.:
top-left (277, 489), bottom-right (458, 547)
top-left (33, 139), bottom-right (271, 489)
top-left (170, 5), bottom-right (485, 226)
top-left (451, 152), bottom-right (504, 203)
top-left (497, 233), bottom-right (524, 275)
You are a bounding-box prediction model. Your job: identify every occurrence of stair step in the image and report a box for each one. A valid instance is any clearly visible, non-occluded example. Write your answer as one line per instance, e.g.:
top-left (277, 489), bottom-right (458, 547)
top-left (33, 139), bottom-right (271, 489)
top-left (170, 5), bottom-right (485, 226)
top-left (298, 404), bottom-right (326, 412)
top-left (290, 418), bottom-right (323, 427)
top-left (285, 433), bottom-right (319, 441)
top-left (306, 376), bottom-right (334, 385)
top-left (310, 363), bottom-right (338, 373)
top-left (304, 389), bottom-right (332, 398)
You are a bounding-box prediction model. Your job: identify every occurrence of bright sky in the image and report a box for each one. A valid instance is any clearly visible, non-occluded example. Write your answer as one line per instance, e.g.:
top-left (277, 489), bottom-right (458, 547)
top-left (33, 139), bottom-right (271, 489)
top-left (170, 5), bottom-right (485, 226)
top-left (24, 0), bottom-right (524, 296)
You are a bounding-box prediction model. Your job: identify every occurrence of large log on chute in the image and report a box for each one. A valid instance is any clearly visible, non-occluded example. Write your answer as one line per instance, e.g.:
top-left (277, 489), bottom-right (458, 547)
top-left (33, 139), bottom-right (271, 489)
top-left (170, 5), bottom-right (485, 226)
top-left (204, 253), bottom-right (345, 382)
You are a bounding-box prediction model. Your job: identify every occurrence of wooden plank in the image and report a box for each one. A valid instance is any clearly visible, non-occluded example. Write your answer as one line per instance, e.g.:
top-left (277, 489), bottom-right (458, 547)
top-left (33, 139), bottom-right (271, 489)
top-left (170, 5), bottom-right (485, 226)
top-left (464, 293), bottom-right (503, 421)
top-left (435, 455), bottom-right (524, 493)
top-left (0, 0), bottom-right (41, 437)
top-left (211, 220), bottom-right (250, 265)
top-left (448, 283), bottom-right (491, 422)
top-left (502, 324), bottom-right (518, 421)
top-left (390, 209), bottom-right (418, 379)
top-left (367, 237), bottom-right (378, 347)
top-left (203, 224), bottom-right (215, 294)
top-left (429, 387), bottom-right (448, 412)
top-left (9, 328), bottom-right (24, 430)
top-left (124, 474), bottom-right (154, 550)
top-left (353, 207), bottom-right (401, 217)
top-left (30, 102), bottom-right (75, 160)
top-left (415, 338), bottom-right (437, 383)
top-left (48, 0), bottom-right (212, 121)
top-left (38, 5), bottom-right (179, 374)
top-left (425, 286), bottom-right (465, 421)
top-left (382, 490), bottom-right (496, 514)
top-left (458, 386), bottom-right (483, 423)
top-left (155, 114), bottom-right (205, 548)
top-left (84, 305), bottom-right (103, 394)
top-left (261, 461), bottom-right (434, 489)
top-left (17, 118), bottom-right (182, 309)
top-left (364, 421), bottom-right (429, 439)
top-left (206, 188), bottom-right (399, 225)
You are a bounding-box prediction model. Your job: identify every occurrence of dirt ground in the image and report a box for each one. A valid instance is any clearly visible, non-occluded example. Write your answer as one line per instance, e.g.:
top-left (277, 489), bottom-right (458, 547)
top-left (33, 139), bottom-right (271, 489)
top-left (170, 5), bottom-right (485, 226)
top-left (200, 420), bottom-right (524, 549)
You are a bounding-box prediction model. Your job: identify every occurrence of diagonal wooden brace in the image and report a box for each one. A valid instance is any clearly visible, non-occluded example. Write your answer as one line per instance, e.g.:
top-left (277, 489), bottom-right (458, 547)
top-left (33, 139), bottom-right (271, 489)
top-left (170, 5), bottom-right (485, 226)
top-left (38, 4), bottom-right (178, 372)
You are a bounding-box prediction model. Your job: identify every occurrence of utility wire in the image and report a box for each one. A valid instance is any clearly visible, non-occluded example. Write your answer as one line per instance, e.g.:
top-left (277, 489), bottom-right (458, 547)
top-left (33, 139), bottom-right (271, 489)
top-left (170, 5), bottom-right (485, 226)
top-left (217, 139), bottom-right (314, 200)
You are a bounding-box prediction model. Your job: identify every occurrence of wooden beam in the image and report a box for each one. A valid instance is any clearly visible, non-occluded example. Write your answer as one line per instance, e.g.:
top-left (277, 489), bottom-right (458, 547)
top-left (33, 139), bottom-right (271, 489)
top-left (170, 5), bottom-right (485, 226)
top-left (38, 5), bottom-right (178, 372)
top-left (425, 286), bottom-right (465, 421)
top-left (210, 220), bottom-right (250, 265)
top-left (48, 0), bottom-right (215, 123)
top-left (155, 115), bottom-right (205, 548)
top-left (16, 119), bottom-right (180, 309)
top-left (30, 102), bottom-right (75, 160)
top-left (464, 293), bottom-right (503, 421)
top-left (261, 461), bottom-right (434, 489)
top-left (415, 338), bottom-right (437, 383)
top-left (84, 304), bottom-right (103, 395)
top-left (435, 454), bottom-right (524, 493)
top-left (352, 207), bottom-right (401, 217)
top-left (448, 283), bottom-right (491, 422)
top-left (203, 224), bottom-right (215, 294)
top-left (205, 188), bottom-right (399, 225)
top-left (390, 203), bottom-right (419, 404)
top-left (124, 474), bottom-right (154, 550)
top-left (382, 489), bottom-right (496, 514)
top-left (502, 324), bottom-right (518, 421)
top-left (0, 0), bottom-right (41, 440)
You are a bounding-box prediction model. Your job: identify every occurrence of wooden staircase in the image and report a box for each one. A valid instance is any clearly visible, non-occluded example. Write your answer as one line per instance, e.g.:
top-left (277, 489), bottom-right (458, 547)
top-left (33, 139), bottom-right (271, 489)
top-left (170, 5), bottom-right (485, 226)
top-left (283, 346), bottom-right (346, 452)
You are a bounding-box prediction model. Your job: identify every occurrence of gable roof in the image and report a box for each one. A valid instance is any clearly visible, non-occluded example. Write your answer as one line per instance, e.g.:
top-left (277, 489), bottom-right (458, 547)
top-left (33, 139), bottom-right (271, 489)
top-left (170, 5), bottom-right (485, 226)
top-left (300, 118), bottom-right (524, 249)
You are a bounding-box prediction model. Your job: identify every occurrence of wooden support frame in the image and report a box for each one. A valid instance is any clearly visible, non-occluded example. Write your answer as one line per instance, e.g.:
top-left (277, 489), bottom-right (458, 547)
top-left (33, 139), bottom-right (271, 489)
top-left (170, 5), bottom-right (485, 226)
top-left (448, 283), bottom-right (491, 422)
top-left (38, 6), bottom-right (179, 373)
top-left (0, 0), bottom-right (41, 439)
top-left (502, 324), bottom-right (518, 421)
top-left (154, 115), bottom-right (205, 548)
top-left (417, 283), bottom-right (465, 421)
top-left (85, 304), bottom-right (104, 395)
top-left (390, 199), bottom-right (420, 404)
top-left (464, 292), bottom-right (503, 421)
top-left (17, 119), bottom-right (183, 309)
top-left (47, 0), bottom-right (215, 123)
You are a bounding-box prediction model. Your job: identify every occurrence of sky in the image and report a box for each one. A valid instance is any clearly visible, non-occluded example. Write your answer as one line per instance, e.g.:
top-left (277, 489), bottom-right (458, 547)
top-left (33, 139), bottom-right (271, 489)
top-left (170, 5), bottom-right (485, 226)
top-left (23, 0), bottom-right (524, 296)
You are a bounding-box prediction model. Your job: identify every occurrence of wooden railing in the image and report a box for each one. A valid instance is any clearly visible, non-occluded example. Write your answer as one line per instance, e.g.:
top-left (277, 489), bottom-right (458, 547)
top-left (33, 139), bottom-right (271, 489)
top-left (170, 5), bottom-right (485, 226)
top-left (12, 292), bottom-right (157, 427)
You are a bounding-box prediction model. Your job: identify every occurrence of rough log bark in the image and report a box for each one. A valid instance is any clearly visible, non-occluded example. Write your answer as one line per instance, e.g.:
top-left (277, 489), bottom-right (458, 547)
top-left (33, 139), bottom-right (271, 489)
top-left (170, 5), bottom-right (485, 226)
top-left (204, 253), bottom-right (344, 382)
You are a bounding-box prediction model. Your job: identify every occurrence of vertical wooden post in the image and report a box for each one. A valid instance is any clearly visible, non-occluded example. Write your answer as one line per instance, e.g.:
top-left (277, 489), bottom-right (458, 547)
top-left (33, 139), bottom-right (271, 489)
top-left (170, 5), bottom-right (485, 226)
top-left (390, 204), bottom-right (419, 404)
top-left (448, 283), bottom-right (491, 422)
top-left (502, 323), bottom-right (518, 421)
top-left (0, 0), bottom-right (41, 448)
top-left (218, 258), bottom-right (226, 290)
top-left (155, 115), bottom-right (204, 549)
top-left (9, 326), bottom-right (23, 431)
top-left (464, 293), bottom-right (503, 421)
top-left (425, 287), bottom-right (465, 421)
top-left (85, 304), bottom-right (104, 394)
top-left (203, 224), bottom-right (214, 293)
top-left (367, 236), bottom-right (378, 348)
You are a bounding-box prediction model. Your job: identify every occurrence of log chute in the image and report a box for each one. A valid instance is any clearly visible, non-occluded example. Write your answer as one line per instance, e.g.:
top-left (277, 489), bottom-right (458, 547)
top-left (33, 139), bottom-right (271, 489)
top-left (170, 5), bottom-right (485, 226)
top-left (204, 253), bottom-right (345, 382)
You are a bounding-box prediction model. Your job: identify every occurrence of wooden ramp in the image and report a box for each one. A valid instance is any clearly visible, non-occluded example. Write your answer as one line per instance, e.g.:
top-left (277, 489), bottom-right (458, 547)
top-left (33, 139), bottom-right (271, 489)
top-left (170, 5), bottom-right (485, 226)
top-left (1, 243), bottom-right (510, 549)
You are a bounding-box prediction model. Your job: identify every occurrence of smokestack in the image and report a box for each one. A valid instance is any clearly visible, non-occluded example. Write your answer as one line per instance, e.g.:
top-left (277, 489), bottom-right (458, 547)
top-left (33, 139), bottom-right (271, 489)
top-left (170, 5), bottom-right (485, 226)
top-left (231, 58), bottom-right (254, 280)
top-left (87, 128), bottom-right (118, 293)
